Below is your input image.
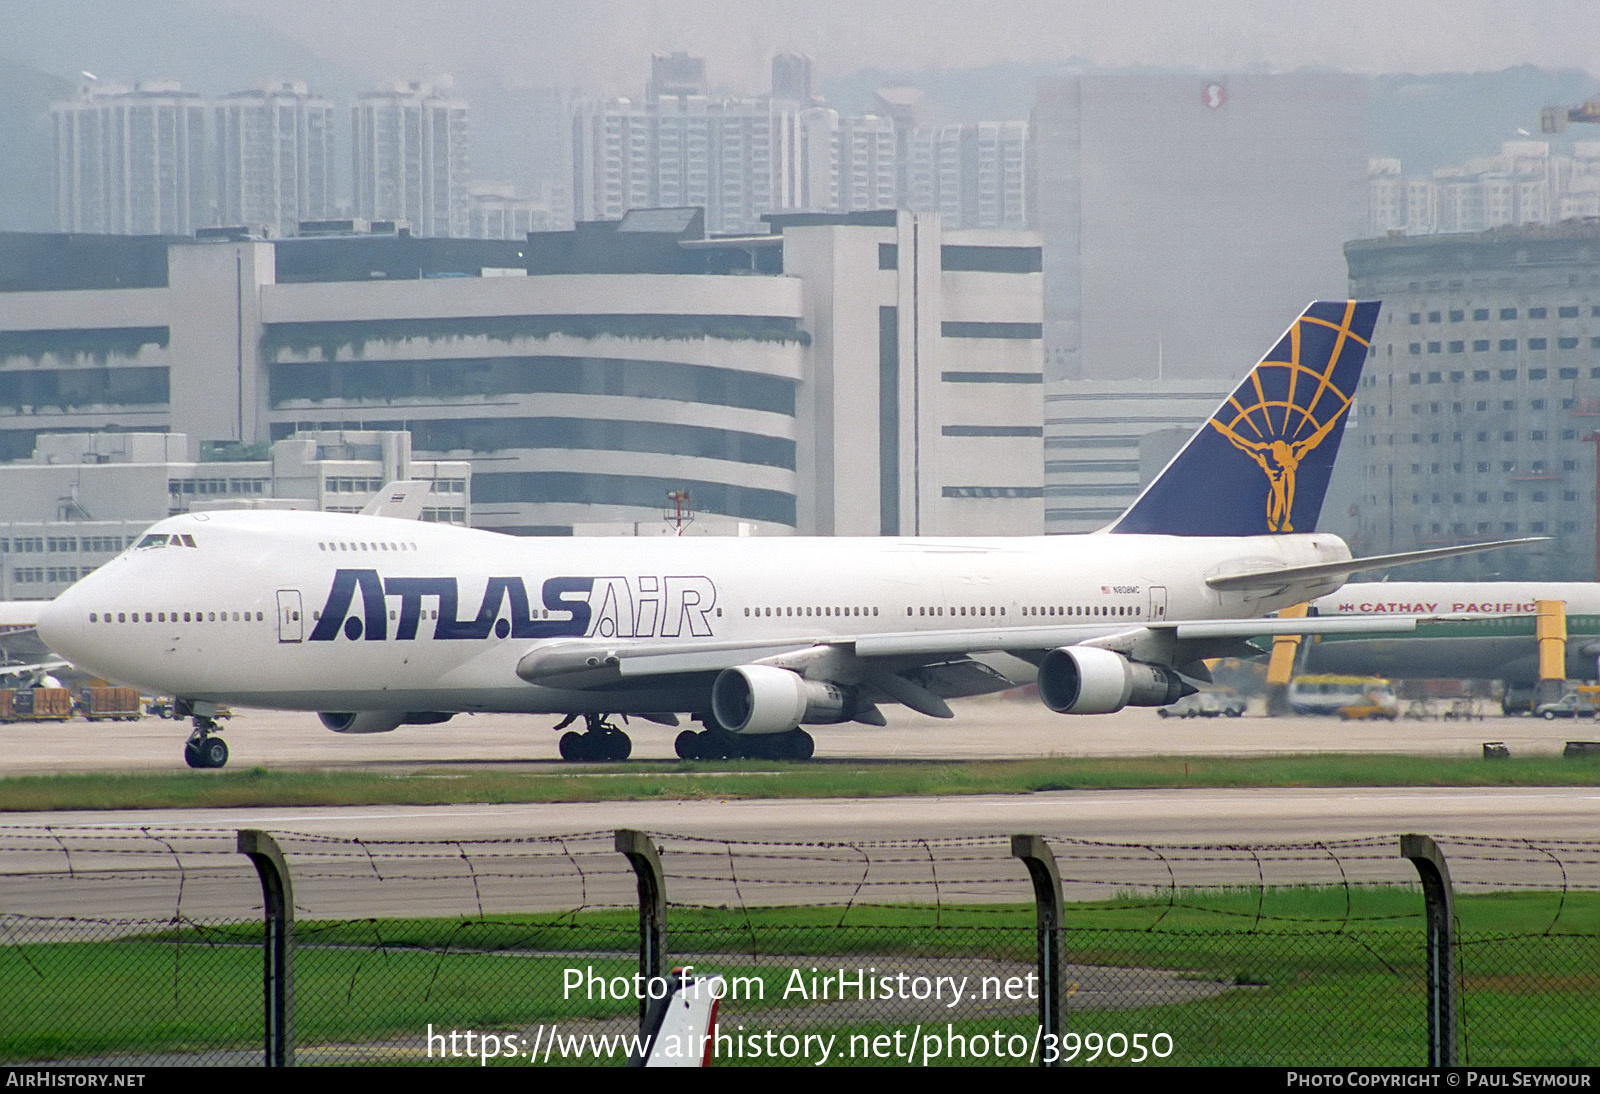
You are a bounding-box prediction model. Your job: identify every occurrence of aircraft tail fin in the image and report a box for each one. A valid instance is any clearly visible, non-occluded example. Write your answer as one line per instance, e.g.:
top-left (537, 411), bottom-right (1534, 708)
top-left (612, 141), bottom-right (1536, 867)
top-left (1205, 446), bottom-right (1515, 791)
top-left (1107, 300), bottom-right (1379, 537)
top-left (360, 481), bottom-right (432, 520)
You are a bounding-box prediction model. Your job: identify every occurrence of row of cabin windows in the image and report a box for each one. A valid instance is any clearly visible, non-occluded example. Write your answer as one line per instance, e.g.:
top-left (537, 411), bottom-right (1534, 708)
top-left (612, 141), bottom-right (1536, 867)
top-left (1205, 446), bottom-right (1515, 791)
top-left (745, 606), bottom-right (879, 618)
top-left (1020, 604), bottom-right (1138, 618)
top-left (741, 603), bottom-right (1141, 621)
top-left (93, 610), bottom-right (266, 623)
top-left (319, 541), bottom-right (418, 552)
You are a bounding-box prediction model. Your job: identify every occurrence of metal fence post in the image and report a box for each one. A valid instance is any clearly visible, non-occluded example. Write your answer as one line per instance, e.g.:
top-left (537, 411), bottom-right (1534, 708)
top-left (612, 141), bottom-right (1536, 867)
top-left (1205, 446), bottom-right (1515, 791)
top-left (238, 829), bottom-right (295, 1067)
top-left (1400, 834), bottom-right (1457, 1067)
top-left (1011, 834), bottom-right (1065, 1067)
top-left (615, 829), bottom-right (667, 1031)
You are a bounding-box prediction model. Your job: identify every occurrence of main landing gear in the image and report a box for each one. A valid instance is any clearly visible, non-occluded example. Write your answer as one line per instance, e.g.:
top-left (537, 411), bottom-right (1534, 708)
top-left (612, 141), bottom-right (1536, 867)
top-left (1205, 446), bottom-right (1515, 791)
top-left (183, 716), bottom-right (229, 769)
top-left (555, 713), bottom-right (633, 762)
top-left (674, 726), bottom-right (814, 761)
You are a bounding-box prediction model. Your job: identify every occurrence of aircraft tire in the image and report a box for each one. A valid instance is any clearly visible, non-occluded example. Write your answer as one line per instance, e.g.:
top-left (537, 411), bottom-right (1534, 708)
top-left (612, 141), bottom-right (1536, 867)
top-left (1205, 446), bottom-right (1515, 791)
top-left (559, 731), bottom-right (583, 761)
top-left (700, 729), bottom-right (738, 761)
top-left (786, 730), bottom-right (815, 761)
top-left (605, 728), bottom-right (632, 761)
top-left (202, 737), bottom-right (229, 768)
top-left (183, 740), bottom-right (204, 768)
top-left (674, 730), bottom-right (701, 760)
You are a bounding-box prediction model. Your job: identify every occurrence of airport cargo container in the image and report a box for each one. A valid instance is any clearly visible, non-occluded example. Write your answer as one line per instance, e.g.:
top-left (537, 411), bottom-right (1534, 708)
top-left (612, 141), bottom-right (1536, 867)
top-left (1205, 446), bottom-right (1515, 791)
top-left (81, 686), bottom-right (142, 721)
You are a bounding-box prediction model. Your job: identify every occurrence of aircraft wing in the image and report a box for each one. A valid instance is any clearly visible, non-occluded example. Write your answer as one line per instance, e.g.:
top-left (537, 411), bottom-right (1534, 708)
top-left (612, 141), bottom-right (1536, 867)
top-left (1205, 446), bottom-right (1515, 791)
top-left (0, 658), bottom-right (70, 679)
top-left (0, 602), bottom-right (44, 630)
top-left (513, 614), bottom-right (1432, 714)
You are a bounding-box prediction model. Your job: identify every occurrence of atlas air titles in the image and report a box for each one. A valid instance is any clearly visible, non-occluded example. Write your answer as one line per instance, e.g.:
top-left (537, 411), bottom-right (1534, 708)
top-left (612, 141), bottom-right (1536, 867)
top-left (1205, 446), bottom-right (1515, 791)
top-left (309, 569), bottom-right (719, 642)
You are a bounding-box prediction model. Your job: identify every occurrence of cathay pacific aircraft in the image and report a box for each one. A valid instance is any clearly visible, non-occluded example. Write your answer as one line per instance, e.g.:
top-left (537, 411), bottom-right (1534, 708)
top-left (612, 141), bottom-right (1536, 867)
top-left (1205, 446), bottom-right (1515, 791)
top-left (18, 301), bottom-right (1533, 767)
top-left (1300, 581), bottom-right (1600, 708)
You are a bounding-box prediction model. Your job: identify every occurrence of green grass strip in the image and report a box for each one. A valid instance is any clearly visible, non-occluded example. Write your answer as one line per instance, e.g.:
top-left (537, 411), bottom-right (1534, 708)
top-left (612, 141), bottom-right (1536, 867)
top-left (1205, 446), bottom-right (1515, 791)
top-left (0, 753), bottom-right (1597, 812)
top-left (4, 892), bottom-right (1596, 1065)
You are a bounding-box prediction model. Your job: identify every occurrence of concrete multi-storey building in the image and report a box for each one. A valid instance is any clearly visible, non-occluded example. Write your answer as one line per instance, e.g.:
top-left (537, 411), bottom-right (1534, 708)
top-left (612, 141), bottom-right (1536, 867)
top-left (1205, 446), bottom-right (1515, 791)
top-left (1031, 73), bottom-right (1368, 534)
top-left (1043, 380), bottom-right (1233, 533)
top-left (1030, 73), bottom-right (1368, 385)
top-left (214, 82), bottom-right (336, 238)
top-left (52, 82), bottom-right (209, 236)
top-left (467, 182), bottom-right (565, 239)
top-left (0, 429), bottom-right (468, 601)
top-left (0, 208), bottom-right (1041, 539)
top-left (1345, 222), bottom-right (1600, 580)
top-left (351, 81), bottom-right (470, 238)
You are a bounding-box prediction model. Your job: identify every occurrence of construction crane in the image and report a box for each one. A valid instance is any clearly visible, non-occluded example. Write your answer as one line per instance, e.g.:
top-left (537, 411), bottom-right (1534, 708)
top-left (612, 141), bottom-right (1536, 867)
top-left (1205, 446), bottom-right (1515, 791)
top-left (1541, 100), bottom-right (1600, 133)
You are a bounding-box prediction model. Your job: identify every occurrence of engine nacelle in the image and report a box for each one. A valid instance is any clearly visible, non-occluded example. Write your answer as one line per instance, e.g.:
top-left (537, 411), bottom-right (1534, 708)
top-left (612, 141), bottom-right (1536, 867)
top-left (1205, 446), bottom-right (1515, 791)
top-left (1037, 646), bottom-right (1192, 715)
top-left (710, 665), bottom-right (851, 735)
top-left (318, 711), bottom-right (455, 734)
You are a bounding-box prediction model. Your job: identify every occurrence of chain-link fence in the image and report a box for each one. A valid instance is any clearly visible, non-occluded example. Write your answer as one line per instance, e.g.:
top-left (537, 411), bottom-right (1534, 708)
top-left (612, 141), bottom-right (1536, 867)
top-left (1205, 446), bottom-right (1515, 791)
top-left (1, 826), bottom-right (1596, 1066)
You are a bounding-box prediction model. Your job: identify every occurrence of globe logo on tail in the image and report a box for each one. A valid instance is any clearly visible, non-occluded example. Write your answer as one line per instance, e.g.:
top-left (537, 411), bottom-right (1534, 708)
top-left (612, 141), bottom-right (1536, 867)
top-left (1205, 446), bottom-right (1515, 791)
top-left (1204, 310), bottom-right (1365, 532)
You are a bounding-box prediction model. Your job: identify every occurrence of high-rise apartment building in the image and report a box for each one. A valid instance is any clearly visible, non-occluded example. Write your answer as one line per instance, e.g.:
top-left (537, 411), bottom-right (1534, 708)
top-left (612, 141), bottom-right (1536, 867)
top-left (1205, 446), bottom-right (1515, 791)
top-left (1371, 141), bottom-right (1600, 237)
top-left (576, 55), bottom-right (1026, 236)
top-left (214, 82), bottom-right (335, 238)
top-left (351, 81), bottom-right (470, 237)
top-left (573, 89), bottom-right (801, 235)
top-left (798, 110), bottom-right (897, 214)
top-left (52, 82), bottom-right (208, 235)
top-left (908, 122), bottom-right (1028, 231)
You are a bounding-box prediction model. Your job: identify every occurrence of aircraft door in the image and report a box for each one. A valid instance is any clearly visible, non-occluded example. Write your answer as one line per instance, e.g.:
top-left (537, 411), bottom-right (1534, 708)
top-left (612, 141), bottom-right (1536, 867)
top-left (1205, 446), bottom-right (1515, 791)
top-left (276, 590), bottom-right (304, 644)
top-left (1148, 585), bottom-right (1168, 621)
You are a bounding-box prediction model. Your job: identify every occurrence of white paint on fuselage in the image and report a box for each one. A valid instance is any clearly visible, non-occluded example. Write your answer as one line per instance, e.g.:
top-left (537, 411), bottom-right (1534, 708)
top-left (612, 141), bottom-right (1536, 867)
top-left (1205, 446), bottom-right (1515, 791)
top-left (1315, 581), bottom-right (1600, 618)
top-left (38, 509), bottom-right (1352, 716)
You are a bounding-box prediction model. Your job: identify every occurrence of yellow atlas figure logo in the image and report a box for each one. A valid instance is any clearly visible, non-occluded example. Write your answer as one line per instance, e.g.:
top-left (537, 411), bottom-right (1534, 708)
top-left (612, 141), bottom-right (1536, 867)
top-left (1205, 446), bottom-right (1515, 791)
top-left (1205, 311), bottom-right (1366, 532)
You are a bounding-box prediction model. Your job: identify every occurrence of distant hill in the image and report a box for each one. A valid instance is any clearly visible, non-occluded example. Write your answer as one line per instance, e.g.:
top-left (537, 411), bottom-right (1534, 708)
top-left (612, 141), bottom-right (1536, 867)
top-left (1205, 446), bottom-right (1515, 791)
top-left (1370, 66), bottom-right (1599, 173)
top-left (1, 0), bottom-right (359, 99)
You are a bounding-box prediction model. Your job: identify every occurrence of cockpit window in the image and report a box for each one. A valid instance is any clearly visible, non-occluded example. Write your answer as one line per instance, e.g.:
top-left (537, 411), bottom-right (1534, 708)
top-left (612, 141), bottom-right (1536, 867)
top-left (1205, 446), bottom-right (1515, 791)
top-left (135, 533), bottom-right (197, 549)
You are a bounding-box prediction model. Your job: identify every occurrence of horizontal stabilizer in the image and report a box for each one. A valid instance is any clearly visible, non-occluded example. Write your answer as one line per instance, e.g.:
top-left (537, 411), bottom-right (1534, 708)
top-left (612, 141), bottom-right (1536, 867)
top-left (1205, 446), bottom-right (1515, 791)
top-left (1204, 537), bottom-right (1543, 592)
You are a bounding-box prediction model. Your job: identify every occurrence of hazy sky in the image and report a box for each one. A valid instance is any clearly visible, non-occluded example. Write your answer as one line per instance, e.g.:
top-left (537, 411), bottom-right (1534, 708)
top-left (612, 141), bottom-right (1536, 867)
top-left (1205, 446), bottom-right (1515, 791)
top-left (195, 0), bottom-right (1600, 93)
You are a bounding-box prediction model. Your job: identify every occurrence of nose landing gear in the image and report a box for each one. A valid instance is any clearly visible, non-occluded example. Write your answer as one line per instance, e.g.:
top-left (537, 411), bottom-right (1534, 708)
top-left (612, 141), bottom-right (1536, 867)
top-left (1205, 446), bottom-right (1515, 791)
top-left (182, 716), bottom-right (228, 769)
top-left (174, 698), bottom-right (229, 768)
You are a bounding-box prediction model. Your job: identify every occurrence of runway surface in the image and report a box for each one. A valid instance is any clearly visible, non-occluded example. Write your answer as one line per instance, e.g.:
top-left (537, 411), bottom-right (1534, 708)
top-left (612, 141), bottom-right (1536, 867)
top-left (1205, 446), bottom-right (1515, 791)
top-left (3, 697), bottom-right (1596, 921)
top-left (0, 694), bottom-right (1588, 775)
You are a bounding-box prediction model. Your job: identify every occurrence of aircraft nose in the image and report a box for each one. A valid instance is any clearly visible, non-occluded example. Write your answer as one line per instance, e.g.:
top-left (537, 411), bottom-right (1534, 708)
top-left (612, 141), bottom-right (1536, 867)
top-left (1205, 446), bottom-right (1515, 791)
top-left (36, 582), bottom-right (86, 662)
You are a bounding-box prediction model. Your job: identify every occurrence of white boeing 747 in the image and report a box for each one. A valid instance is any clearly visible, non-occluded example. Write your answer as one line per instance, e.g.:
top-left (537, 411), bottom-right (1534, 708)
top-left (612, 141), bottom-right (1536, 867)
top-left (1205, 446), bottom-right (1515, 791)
top-left (21, 301), bottom-right (1534, 767)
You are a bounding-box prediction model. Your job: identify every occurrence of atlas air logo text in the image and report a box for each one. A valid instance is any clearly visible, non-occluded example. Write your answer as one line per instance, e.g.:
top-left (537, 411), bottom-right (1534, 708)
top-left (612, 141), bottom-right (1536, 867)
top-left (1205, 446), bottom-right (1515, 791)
top-left (309, 569), bottom-right (718, 642)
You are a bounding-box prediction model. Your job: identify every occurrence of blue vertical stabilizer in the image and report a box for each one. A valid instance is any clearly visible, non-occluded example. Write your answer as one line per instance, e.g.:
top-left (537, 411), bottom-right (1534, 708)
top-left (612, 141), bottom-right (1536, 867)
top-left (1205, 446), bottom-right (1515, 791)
top-left (1107, 300), bottom-right (1380, 537)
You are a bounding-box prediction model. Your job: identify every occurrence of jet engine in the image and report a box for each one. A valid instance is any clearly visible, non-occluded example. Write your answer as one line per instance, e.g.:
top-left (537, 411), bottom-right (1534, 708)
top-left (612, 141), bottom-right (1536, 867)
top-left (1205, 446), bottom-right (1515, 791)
top-left (1037, 646), bottom-right (1192, 715)
top-left (710, 665), bottom-right (851, 734)
top-left (318, 711), bottom-right (455, 734)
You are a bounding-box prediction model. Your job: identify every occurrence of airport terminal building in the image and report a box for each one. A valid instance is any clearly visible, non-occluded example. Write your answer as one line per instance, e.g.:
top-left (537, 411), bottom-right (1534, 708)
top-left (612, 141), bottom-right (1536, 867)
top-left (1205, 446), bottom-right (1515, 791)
top-left (0, 209), bottom-right (1042, 540)
top-left (1346, 222), bottom-right (1600, 579)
